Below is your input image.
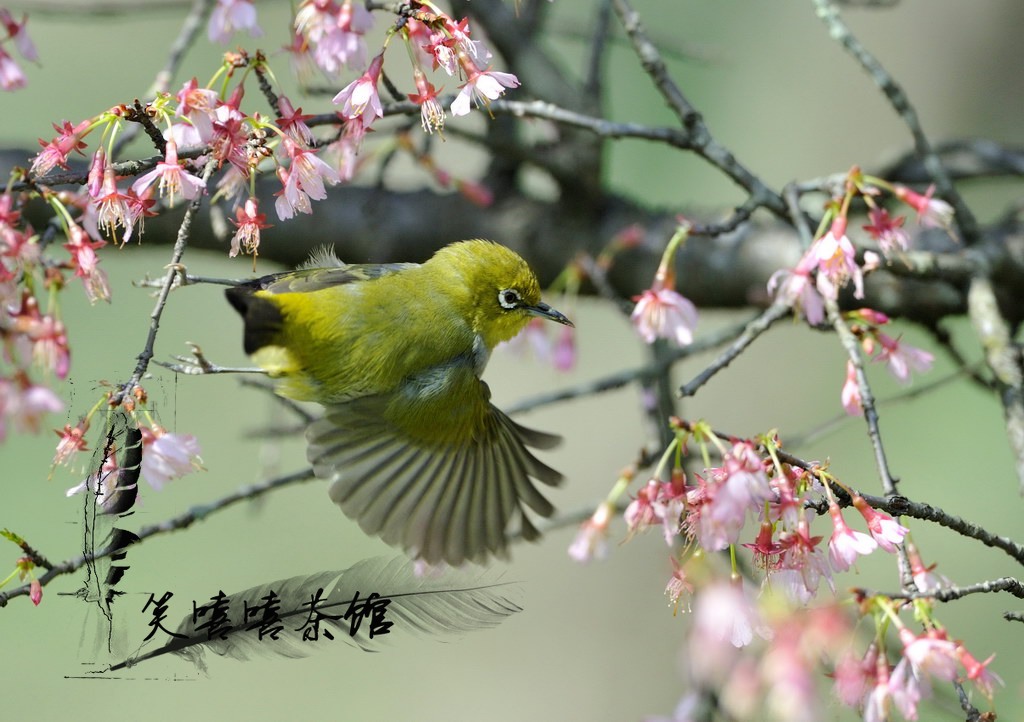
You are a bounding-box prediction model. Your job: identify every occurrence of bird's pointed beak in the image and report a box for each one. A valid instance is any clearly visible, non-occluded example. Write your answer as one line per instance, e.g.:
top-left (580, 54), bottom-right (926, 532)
top-left (526, 301), bottom-right (574, 328)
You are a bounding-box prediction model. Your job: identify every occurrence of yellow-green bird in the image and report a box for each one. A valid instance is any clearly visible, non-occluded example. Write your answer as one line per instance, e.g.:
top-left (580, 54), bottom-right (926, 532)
top-left (226, 240), bottom-right (573, 566)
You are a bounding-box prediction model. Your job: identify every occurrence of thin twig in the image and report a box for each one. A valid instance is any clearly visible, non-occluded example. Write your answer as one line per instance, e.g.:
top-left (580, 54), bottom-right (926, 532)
top-left (678, 302), bottom-right (790, 397)
top-left (583, 0), bottom-right (613, 101)
top-left (20, 147), bottom-right (209, 190)
top-left (688, 196), bottom-right (762, 239)
top-left (0, 468), bottom-right (317, 607)
top-left (954, 680), bottom-right (984, 722)
top-left (506, 315), bottom-right (757, 415)
top-left (786, 364), bottom-right (978, 449)
top-left (856, 577), bottom-right (1024, 603)
top-left (110, 161), bottom-right (216, 407)
top-left (774, 443), bottom-right (1024, 567)
top-left (669, 416), bottom-right (1024, 565)
top-left (812, 0), bottom-right (980, 245)
top-left (826, 298), bottom-right (912, 588)
top-left (610, 0), bottom-right (789, 220)
top-left (826, 298), bottom-right (899, 496)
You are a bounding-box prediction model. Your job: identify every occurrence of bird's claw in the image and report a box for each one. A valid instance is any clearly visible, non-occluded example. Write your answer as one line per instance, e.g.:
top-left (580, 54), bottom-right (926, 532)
top-left (156, 342), bottom-right (215, 375)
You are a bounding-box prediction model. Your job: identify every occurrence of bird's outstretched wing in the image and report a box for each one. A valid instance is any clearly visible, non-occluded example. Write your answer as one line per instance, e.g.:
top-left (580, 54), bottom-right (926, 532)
top-left (307, 363), bottom-right (562, 566)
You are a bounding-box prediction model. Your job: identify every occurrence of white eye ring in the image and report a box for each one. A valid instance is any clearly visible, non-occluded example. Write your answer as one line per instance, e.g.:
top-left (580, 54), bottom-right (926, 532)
top-left (498, 289), bottom-right (521, 310)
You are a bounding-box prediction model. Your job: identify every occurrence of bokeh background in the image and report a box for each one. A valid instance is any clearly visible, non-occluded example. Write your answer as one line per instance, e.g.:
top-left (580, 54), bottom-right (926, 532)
top-left (2, 1), bottom-right (1022, 720)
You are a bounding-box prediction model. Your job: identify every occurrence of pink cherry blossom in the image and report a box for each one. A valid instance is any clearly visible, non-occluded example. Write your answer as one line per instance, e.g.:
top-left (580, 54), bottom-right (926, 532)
top-left (0, 47), bottom-right (25, 91)
top-left (175, 77), bottom-right (219, 143)
top-left (88, 150), bottom-right (134, 244)
top-left (624, 479), bottom-right (661, 533)
top-left (852, 495), bottom-right (908, 552)
top-left (863, 207), bottom-right (910, 255)
top-left (131, 141), bottom-right (206, 206)
top-left (956, 644), bottom-right (1002, 698)
top-left (277, 95), bottom-right (314, 146)
top-left (332, 52), bottom-right (383, 128)
top-left (283, 138), bottom-right (340, 202)
top-left (840, 360), bottom-right (862, 416)
top-left (445, 17), bottom-right (491, 63)
top-left (775, 512), bottom-right (832, 603)
top-left (65, 451), bottom-right (124, 512)
top-left (767, 260), bottom-right (826, 326)
top-left (274, 166), bottom-right (310, 221)
top-left (208, 0), bottom-right (262, 44)
top-left (31, 119), bottom-right (91, 176)
top-left (907, 542), bottom-right (947, 594)
top-left (687, 472), bottom-right (744, 551)
top-left (552, 326), bottom-right (576, 371)
top-left (664, 556), bottom-right (693, 610)
top-left (833, 643), bottom-right (877, 708)
top-left (229, 197), bottom-right (271, 258)
top-left (8, 293), bottom-right (70, 378)
top-left (568, 502), bottom-right (611, 563)
top-left (743, 521), bottom-right (785, 570)
top-left (894, 184), bottom-right (954, 229)
top-left (872, 332), bottom-right (933, 384)
top-left (29, 578), bottom-right (42, 605)
top-left (64, 222), bottom-right (110, 303)
top-left (4, 379), bottom-right (62, 435)
top-left (140, 425), bottom-right (203, 490)
top-left (53, 421), bottom-right (89, 467)
top-left (865, 657), bottom-right (919, 722)
top-left (631, 286), bottom-right (698, 347)
top-left (451, 66), bottom-right (520, 117)
top-left (0, 9), bottom-right (38, 62)
top-left (688, 581), bottom-right (769, 686)
top-left (826, 503), bottom-right (877, 571)
top-left (408, 68), bottom-right (445, 135)
top-left (898, 628), bottom-right (959, 695)
top-left (295, 0), bottom-right (371, 74)
top-left (718, 441), bottom-right (773, 510)
top-left (813, 216), bottom-right (864, 301)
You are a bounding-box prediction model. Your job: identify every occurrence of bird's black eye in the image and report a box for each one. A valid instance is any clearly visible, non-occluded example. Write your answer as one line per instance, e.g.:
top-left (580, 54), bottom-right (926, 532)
top-left (498, 288), bottom-right (521, 310)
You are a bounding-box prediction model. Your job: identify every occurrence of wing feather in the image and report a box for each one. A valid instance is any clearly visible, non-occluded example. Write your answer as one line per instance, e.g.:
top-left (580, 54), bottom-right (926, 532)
top-left (412, 448), bottom-right (464, 564)
top-left (397, 449), bottom-right (456, 556)
top-left (309, 368), bottom-right (562, 565)
top-left (445, 446), bottom-right (478, 564)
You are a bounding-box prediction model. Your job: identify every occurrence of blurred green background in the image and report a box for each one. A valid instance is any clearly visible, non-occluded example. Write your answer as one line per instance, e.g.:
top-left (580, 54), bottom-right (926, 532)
top-left (2, 1), bottom-right (1022, 720)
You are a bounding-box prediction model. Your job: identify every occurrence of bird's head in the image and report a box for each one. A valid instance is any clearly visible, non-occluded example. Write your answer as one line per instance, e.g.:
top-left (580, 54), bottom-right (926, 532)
top-left (433, 240), bottom-right (573, 349)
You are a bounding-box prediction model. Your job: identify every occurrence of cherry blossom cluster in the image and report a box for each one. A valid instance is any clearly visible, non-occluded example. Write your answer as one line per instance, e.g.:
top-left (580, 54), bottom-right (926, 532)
top-left (651, 590), bottom-right (855, 722)
top-left (0, 193), bottom-right (68, 441)
top-left (571, 418), bottom-right (998, 720)
top-left (587, 422), bottom-right (910, 603)
top-left (0, 8), bottom-right (36, 91)
top-left (59, 388), bottom-right (203, 507)
top-left (768, 168), bottom-right (955, 327)
top-left (839, 308), bottom-right (934, 415)
top-left (2, 2), bottom-right (532, 498)
top-left (326, 3), bottom-right (520, 135)
top-left (833, 608), bottom-right (1001, 722)
top-left (0, 11), bottom-right (63, 447)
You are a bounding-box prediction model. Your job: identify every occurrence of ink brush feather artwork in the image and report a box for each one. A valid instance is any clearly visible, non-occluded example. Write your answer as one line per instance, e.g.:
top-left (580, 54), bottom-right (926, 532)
top-left (109, 555), bottom-right (521, 672)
